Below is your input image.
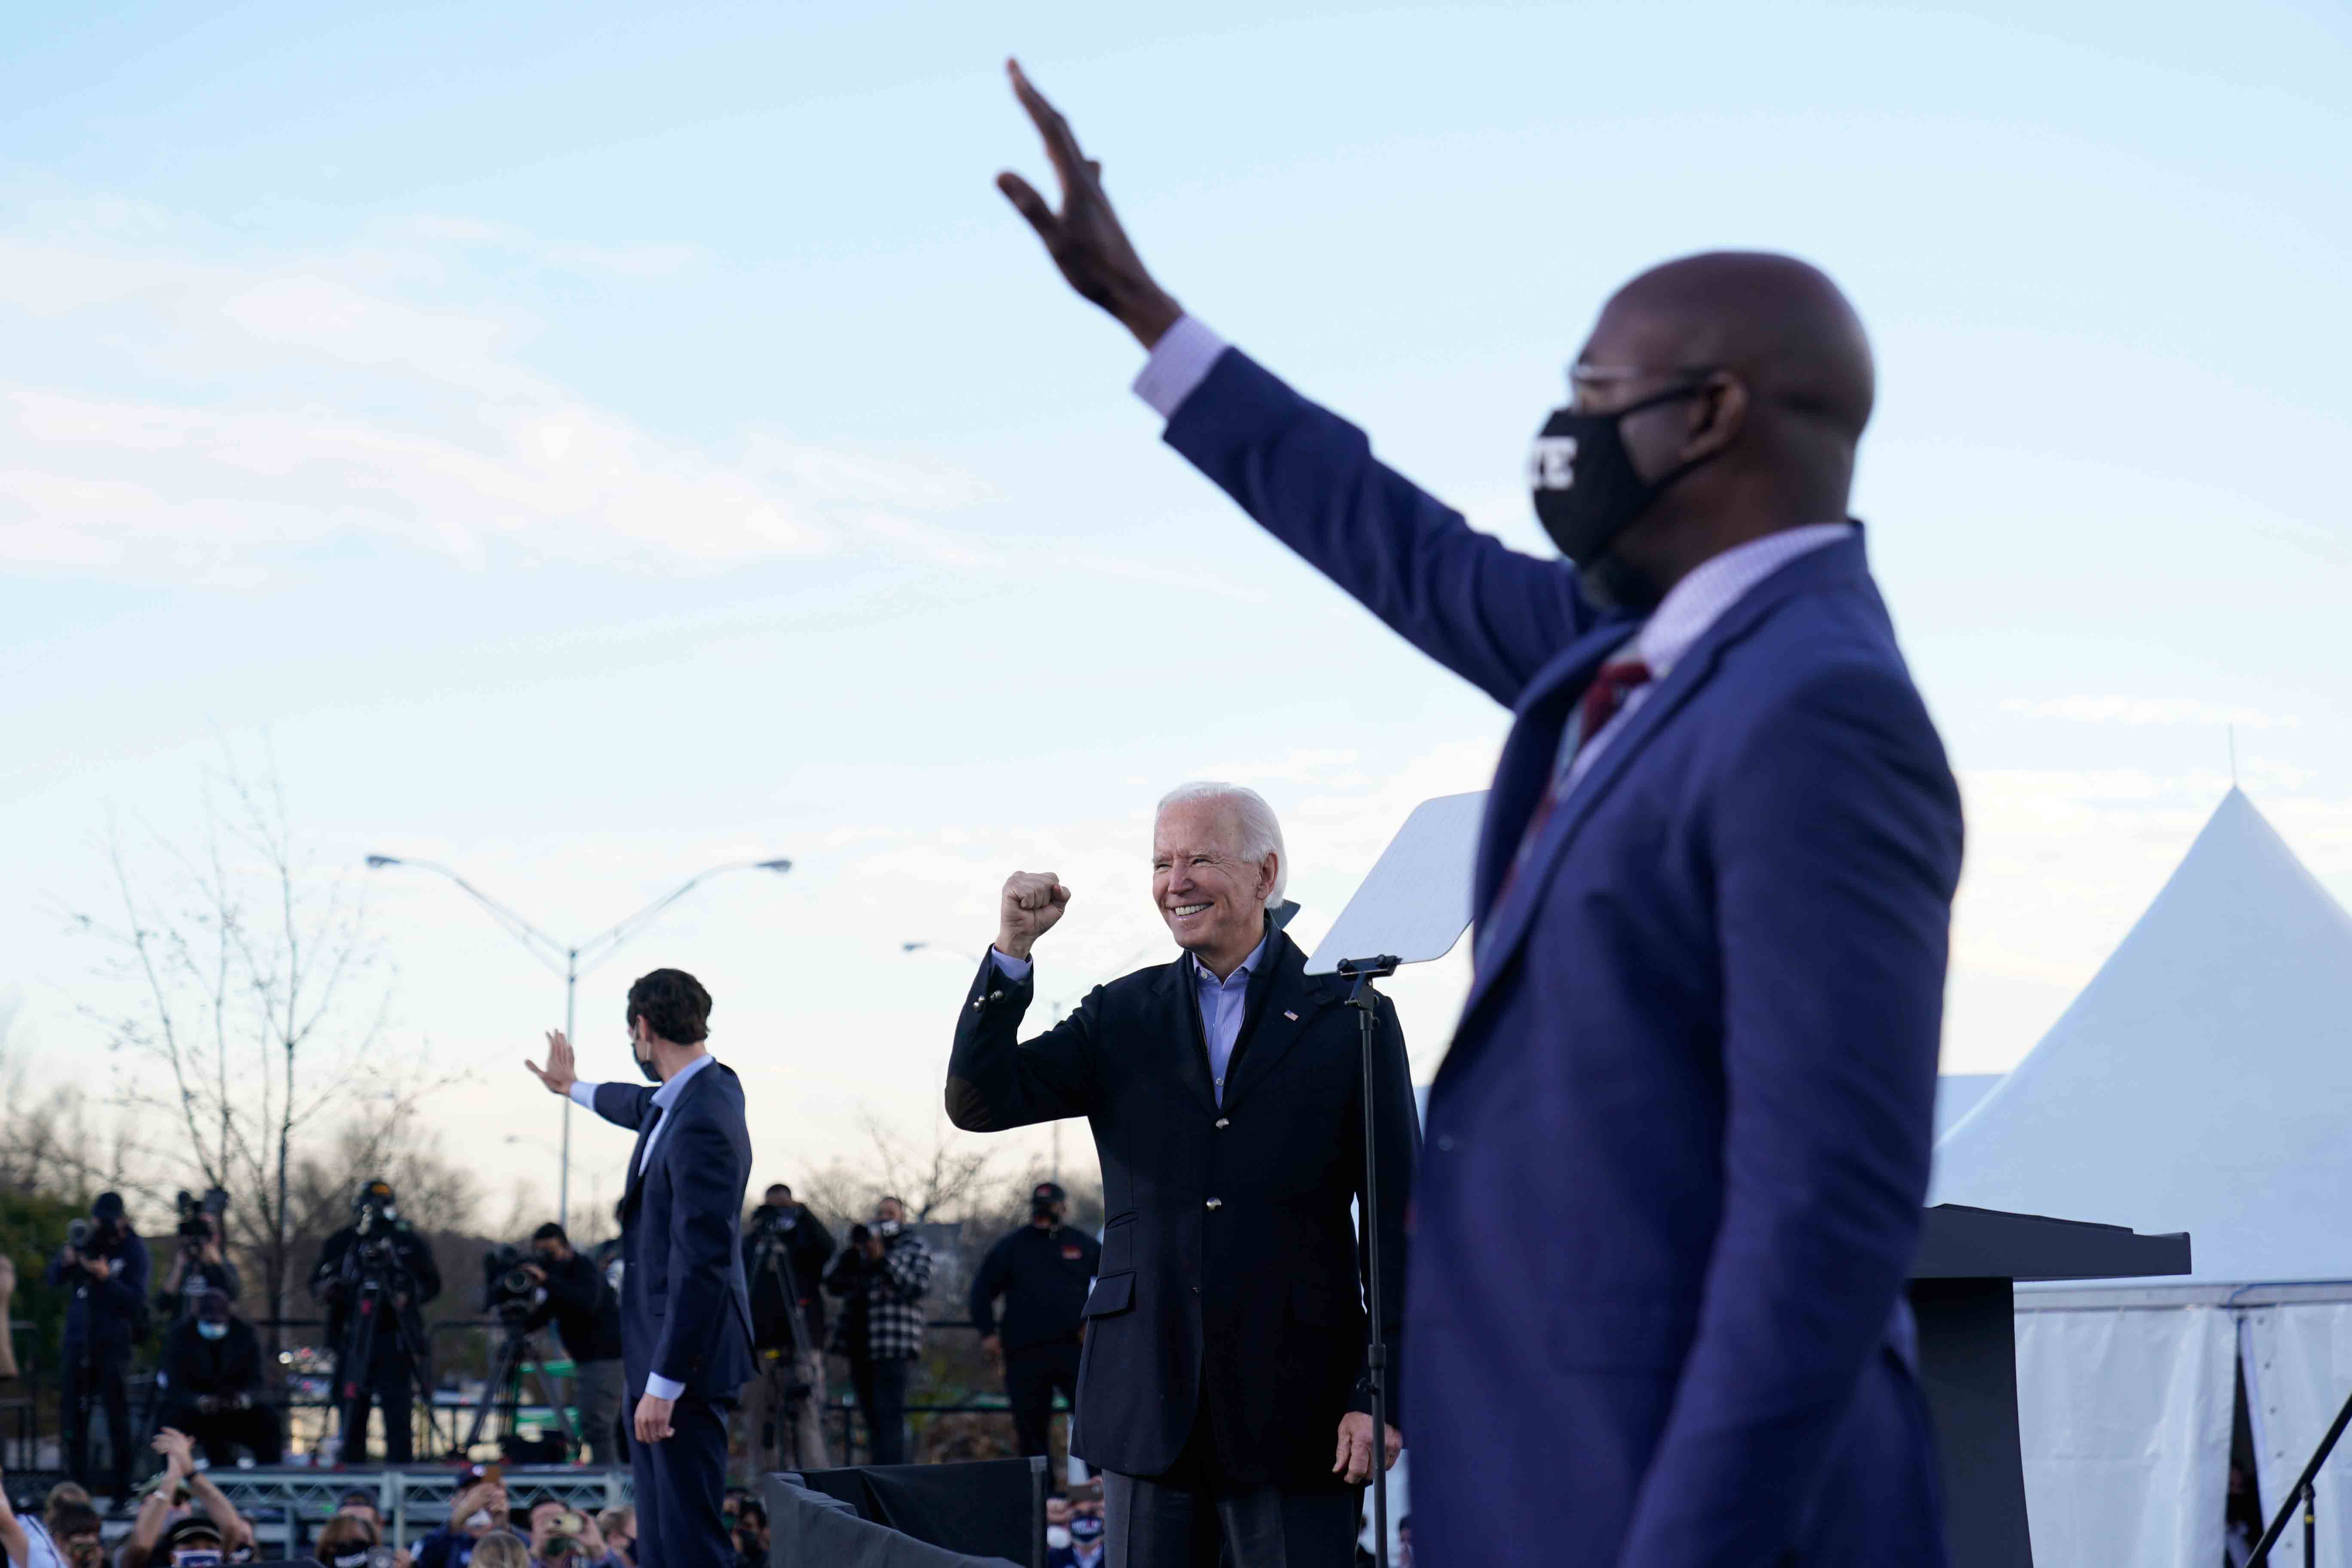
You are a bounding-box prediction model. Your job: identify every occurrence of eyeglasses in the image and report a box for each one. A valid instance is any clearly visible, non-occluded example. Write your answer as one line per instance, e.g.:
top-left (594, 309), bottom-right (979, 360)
top-left (1564, 363), bottom-right (1731, 414)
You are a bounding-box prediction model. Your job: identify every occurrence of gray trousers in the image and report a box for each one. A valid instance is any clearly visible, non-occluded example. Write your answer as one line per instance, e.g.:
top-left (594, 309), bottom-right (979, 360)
top-left (573, 1357), bottom-right (627, 1464)
top-left (734, 1348), bottom-right (830, 1480)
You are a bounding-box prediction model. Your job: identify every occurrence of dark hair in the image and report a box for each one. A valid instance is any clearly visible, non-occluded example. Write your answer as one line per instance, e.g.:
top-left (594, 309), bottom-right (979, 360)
top-left (736, 1499), bottom-right (767, 1528)
top-left (765, 1183), bottom-right (791, 1199)
top-left (525, 1496), bottom-right (567, 1521)
top-left (626, 969), bottom-right (711, 1045)
top-left (532, 1223), bottom-right (567, 1245)
top-left (49, 1502), bottom-right (103, 1541)
top-left (314, 1515), bottom-right (378, 1565)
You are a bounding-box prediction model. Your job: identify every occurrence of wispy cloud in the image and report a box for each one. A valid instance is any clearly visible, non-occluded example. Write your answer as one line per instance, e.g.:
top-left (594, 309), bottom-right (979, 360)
top-left (2001, 695), bottom-right (2302, 728)
top-left (0, 202), bottom-right (967, 583)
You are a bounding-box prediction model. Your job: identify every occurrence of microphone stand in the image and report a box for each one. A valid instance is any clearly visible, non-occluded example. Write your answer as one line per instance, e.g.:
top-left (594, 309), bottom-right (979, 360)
top-left (1336, 954), bottom-right (1400, 1568)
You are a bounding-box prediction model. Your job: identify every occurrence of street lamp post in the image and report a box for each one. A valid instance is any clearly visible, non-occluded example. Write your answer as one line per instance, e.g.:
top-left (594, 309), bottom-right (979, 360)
top-left (369, 853), bottom-right (793, 1229)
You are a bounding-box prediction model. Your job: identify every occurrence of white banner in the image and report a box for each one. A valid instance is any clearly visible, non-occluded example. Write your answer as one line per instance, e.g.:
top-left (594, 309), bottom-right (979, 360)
top-left (2015, 1305), bottom-right (2233, 1568)
top-left (2242, 1304), bottom-right (2352, 1568)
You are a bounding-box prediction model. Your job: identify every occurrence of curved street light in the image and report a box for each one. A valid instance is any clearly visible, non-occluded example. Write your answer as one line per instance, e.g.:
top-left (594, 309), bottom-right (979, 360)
top-left (368, 853), bottom-right (793, 1228)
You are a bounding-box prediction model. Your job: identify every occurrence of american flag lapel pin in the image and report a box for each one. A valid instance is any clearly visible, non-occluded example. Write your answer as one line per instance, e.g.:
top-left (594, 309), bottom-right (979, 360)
top-left (1283, 1009), bottom-right (1298, 1021)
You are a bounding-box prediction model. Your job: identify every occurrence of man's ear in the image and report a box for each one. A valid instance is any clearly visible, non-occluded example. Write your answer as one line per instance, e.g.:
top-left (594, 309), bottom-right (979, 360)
top-left (1258, 853), bottom-right (1280, 904)
top-left (1679, 371), bottom-right (1748, 462)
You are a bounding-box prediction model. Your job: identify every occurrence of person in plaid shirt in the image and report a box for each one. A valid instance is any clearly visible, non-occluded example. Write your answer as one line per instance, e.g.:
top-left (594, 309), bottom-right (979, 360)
top-left (822, 1196), bottom-right (934, 1464)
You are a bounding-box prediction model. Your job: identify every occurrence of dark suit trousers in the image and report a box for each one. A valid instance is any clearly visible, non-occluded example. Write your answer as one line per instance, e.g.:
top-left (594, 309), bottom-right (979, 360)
top-left (1004, 1342), bottom-right (1081, 1459)
top-left (631, 1391), bottom-right (733, 1568)
top-left (63, 1342), bottom-right (133, 1500)
top-left (849, 1354), bottom-right (913, 1466)
top-left (1103, 1416), bottom-right (1357, 1568)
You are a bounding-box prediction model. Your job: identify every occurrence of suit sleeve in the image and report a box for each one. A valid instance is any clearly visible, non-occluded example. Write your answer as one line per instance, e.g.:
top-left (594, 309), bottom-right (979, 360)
top-left (944, 958), bottom-right (1098, 1132)
top-left (591, 1082), bottom-right (657, 1132)
top-left (1350, 993), bottom-right (1419, 1426)
top-left (650, 1114), bottom-right (749, 1390)
top-left (1614, 665), bottom-right (1963, 1568)
top-left (969, 1236), bottom-right (1011, 1335)
top-left (1163, 348), bottom-right (1593, 708)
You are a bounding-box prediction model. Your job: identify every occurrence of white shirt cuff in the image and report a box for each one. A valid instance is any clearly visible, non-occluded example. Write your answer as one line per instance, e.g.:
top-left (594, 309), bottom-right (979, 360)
top-left (990, 947), bottom-right (1034, 982)
top-left (568, 1081), bottom-right (600, 1110)
top-left (645, 1372), bottom-right (684, 1401)
top-left (1131, 315), bottom-right (1229, 421)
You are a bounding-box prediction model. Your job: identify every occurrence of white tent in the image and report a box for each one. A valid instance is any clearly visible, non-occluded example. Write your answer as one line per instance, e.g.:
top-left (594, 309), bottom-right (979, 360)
top-left (1931, 788), bottom-right (2352, 1567)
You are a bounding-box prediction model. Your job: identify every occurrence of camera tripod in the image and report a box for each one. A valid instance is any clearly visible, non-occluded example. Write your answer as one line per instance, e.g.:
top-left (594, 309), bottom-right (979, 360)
top-left (333, 1252), bottom-right (434, 1462)
top-left (745, 1225), bottom-right (821, 1467)
top-left (458, 1313), bottom-right (573, 1460)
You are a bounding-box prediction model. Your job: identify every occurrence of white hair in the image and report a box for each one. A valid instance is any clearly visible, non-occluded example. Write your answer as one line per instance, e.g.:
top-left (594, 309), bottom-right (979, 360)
top-left (1155, 781), bottom-right (1288, 907)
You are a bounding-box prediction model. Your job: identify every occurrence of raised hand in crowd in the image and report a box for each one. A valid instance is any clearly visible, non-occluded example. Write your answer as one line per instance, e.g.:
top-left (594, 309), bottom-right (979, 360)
top-left (995, 871), bottom-right (1071, 961)
top-left (996, 59), bottom-right (1183, 348)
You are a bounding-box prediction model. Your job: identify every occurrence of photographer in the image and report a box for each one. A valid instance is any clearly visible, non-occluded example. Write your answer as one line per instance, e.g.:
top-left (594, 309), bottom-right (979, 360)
top-left (521, 1499), bottom-right (621, 1568)
top-left (970, 1182), bottom-right (1099, 1464)
top-left (734, 1184), bottom-right (835, 1479)
top-left (158, 1191), bottom-right (238, 1327)
top-left (155, 1290), bottom-right (281, 1466)
top-left (43, 1192), bottom-right (150, 1507)
top-left (821, 1197), bottom-right (932, 1467)
top-left (516, 1225), bottom-right (625, 1464)
top-left (310, 1179), bottom-right (440, 1464)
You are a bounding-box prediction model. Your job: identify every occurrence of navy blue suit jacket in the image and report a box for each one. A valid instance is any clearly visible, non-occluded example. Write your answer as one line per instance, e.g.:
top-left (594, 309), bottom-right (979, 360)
top-left (1164, 349), bottom-right (1962, 1567)
top-left (592, 1064), bottom-right (758, 1403)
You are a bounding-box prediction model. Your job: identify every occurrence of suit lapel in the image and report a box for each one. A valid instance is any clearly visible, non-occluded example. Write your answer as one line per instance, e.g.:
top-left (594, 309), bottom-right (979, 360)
top-left (1155, 960), bottom-right (1221, 1115)
top-left (1469, 619), bottom-right (1641, 917)
top-left (1459, 534), bottom-right (1874, 1024)
top-left (1219, 935), bottom-right (1337, 1113)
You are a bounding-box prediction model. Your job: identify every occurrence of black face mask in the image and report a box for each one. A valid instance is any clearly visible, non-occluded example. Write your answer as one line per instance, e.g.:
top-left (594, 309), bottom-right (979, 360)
top-left (1528, 385), bottom-right (1715, 581)
top-left (629, 1026), bottom-right (661, 1083)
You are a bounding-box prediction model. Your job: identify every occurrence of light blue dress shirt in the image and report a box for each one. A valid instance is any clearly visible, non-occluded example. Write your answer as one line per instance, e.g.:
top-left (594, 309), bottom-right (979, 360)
top-left (992, 928), bottom-right (1271, 1105)
top-left (568, 1050), bottom-right (718, 1400)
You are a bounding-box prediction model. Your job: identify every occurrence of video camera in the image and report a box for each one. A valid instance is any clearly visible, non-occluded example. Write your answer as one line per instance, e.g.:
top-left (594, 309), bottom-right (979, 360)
top-left (66, 1218), bottom-right (91, 1250)
top-left (176, 1187), bottom-right (229, 1244)
top-left (480, 1243), bottom-right (542, 1320)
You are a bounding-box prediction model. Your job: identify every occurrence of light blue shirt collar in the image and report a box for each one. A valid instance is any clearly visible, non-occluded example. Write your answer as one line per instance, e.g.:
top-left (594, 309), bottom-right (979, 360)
top-left (652, 1050), bottom-right (717, 1109)
top-left (1191, 926), bottom-right (1271, 989)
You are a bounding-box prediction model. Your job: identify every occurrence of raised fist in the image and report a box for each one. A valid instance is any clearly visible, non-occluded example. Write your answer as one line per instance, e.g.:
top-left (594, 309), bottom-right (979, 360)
top-left (996, 871), bottom-right (1072, 960)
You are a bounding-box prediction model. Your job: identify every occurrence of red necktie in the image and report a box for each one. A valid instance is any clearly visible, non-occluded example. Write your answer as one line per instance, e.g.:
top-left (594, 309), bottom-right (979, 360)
top-left (1491, 658), bottom-right (1654, 913)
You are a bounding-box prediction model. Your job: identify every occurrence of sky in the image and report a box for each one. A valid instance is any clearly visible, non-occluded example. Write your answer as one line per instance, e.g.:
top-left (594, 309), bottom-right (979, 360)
top-left (3, 0), bottom-right (2349, 1225)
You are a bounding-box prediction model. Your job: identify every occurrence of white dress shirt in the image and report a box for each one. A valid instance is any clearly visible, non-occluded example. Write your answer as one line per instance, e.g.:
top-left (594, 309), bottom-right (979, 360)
top-left (568, 1050), bottom-right (719, 1401)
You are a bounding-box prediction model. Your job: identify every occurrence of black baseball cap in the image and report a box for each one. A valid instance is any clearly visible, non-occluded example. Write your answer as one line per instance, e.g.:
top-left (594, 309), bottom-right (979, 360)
top-left (161, 1516), bottom-right (224, 1553)
top-left (1032, 1182), bottom-right (1067, 1204)
top-left (92, 1192), bottom-right (125, 1221)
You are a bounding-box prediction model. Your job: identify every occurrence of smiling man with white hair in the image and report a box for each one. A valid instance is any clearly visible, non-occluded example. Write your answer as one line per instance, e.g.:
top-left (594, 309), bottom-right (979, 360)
top-left (946, 782), bottom-right (1417, 1568)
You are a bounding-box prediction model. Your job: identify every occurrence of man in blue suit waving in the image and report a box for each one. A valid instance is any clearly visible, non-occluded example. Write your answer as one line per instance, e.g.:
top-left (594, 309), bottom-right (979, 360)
top-left (529, 969), bottom-right (756, 1568)
top-left (995, 61), bottom-right (1964, 1568)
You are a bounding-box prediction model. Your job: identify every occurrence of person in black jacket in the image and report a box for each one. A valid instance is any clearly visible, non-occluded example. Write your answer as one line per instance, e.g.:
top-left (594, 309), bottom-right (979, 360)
top-left (970, 1181), bottom-right (1100, 1465)
top-left (309, 1179), bottom-right (441, 1464)
top-left (519, 1223), bottom-right (627, 1463)
top-left (732, 1184), bottom-right (836, 1479)
top-left (946, 783), bottom-right (1415, 1568)
top-left (44, 1191), bottom-right (151, 1506)
top-left (155, 1290), bottom-right (282, 1464)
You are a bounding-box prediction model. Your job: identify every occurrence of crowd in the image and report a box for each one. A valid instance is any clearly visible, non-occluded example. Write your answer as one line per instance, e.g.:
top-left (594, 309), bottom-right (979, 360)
top-left (13, 1150), bottom-right (1114, 1565)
